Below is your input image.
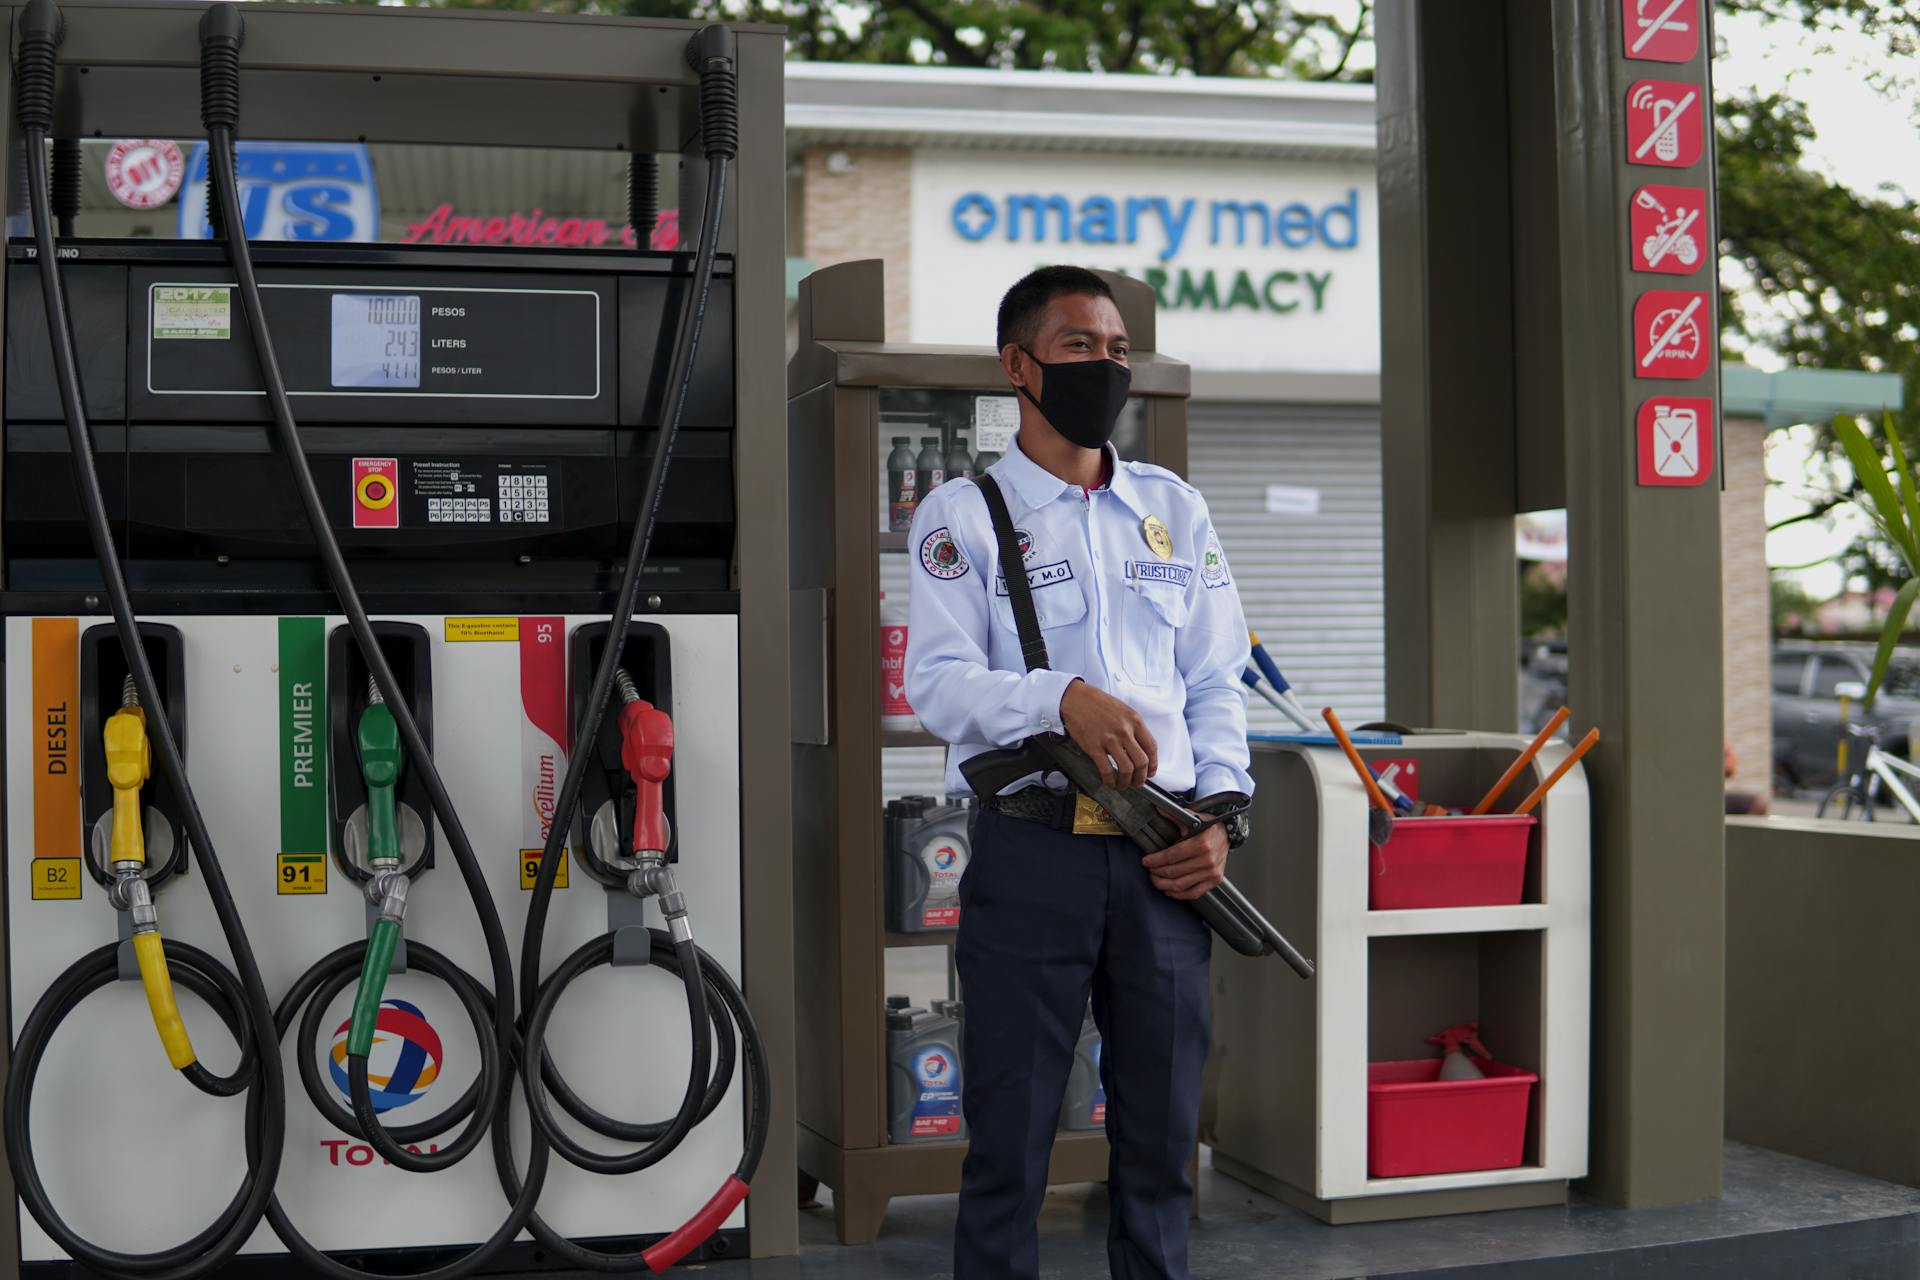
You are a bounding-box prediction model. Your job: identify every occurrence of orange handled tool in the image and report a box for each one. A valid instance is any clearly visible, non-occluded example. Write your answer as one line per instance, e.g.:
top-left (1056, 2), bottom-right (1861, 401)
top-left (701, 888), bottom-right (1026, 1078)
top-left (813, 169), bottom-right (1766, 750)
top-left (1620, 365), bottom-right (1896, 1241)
top-left (1472, 707), bottom-right (1571, 815)
top-left (1323, 707), bottom-right (1392, 813)
top-left (1513, 727), bottom-right (1600, 816)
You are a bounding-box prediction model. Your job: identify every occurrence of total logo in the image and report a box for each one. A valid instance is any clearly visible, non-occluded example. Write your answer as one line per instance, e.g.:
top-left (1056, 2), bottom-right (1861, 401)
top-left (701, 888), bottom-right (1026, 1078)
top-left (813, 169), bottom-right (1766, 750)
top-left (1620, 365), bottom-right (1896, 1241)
top-left (330, 998), bottom-right (443, 1113)
top-left (920, 1052), bottom-right (951, 1086)
top-left (931, 843), bottom-right (959, 871)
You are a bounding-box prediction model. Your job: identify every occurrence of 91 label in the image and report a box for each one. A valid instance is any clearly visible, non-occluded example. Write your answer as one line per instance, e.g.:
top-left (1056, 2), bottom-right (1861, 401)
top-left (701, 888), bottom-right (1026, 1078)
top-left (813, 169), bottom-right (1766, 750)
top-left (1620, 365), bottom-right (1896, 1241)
top-left (520, 848), bottom-right (569, 891)
top-left (278, 853), bottom-right (328, 895)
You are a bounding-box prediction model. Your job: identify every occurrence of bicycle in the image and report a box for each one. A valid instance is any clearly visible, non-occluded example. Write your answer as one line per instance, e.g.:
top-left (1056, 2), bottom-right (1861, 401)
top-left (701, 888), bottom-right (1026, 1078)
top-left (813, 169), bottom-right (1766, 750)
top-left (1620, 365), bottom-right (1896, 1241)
top-left (1816, 722), bottom-right (1920, 823)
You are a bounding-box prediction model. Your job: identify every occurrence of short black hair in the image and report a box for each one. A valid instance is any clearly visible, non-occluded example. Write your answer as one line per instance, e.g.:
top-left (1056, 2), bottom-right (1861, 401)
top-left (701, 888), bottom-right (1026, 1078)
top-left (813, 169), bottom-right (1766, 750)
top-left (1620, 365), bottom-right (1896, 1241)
top-left (996, 265), bottom-right (1115, 351)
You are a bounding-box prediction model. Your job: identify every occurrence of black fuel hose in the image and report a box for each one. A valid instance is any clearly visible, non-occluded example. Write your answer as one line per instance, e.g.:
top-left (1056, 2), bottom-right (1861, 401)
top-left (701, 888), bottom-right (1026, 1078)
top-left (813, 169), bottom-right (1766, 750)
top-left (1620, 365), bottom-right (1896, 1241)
top-left (2, 4), bottom-right (289, 1276)
top-left (493, 931), bottom-right (771, 1273)
top-left (505, 22), bottom-right (771, 1266)
top-left (249, 944), bottom-right (550, 1280)
top-left (197, 2), bottom-right (512, 1182)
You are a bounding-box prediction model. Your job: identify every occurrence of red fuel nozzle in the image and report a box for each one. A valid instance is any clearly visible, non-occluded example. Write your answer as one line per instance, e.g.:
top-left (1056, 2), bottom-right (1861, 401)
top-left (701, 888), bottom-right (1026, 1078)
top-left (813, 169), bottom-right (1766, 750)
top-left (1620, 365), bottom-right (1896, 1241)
top-left (615, 668), bottom-right (673, 857)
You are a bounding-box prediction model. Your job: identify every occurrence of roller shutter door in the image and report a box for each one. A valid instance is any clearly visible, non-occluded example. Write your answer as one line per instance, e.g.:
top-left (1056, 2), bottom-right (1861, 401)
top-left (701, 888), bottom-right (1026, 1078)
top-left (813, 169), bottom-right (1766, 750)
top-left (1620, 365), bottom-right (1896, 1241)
top-left (1187, 401), bottom-right (1387, 729)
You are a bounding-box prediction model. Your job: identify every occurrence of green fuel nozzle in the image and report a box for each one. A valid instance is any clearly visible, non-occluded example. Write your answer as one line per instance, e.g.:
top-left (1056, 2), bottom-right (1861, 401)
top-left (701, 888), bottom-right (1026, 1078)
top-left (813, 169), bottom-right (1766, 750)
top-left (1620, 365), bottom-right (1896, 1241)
top-left (357, 674), bottom-right (404, 869)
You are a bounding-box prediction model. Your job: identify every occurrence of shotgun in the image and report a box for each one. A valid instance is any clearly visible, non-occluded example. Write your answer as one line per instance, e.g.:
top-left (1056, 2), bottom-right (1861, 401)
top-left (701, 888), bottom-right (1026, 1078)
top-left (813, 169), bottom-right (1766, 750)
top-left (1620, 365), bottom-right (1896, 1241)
top-left (961, 734), bottom-right (1314, 979)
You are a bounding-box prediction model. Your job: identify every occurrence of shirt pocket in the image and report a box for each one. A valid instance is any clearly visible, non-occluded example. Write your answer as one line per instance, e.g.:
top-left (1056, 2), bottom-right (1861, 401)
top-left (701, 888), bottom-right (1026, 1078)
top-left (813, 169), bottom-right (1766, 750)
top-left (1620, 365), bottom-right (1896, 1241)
top-left (989, 563), bottom-right (1089, 640)
top-left (1118, 575), bottom-right (1190, 687)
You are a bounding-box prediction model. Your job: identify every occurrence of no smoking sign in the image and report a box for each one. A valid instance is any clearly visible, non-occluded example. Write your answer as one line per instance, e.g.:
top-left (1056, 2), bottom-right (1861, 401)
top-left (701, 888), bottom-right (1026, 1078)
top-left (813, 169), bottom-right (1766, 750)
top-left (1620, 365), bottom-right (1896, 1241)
top-left (1623, 0), bottom-right (1700, 63)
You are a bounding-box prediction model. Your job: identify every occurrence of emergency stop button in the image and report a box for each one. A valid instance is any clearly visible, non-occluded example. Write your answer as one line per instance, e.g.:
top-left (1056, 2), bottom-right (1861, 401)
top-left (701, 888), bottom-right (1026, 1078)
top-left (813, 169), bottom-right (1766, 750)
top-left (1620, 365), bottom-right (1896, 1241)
top-left (352, 458), bottom-right (400, 529)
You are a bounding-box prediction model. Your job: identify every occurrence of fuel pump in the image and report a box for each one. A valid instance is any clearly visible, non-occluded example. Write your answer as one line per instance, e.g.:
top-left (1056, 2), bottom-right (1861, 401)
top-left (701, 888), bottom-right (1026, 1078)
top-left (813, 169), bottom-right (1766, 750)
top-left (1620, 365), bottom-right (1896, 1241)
top-left (2, 0), bottom-right (771, 1272)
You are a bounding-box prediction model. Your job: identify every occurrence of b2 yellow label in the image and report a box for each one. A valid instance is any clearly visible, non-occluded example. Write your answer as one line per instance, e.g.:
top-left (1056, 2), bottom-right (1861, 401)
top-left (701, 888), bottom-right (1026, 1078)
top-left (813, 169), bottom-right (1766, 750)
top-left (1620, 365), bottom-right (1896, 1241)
top-left (445, 617), bottom-right (519, 643)
top-left (277, 853), bottom-right (328, 896)
top-left (30, 857), bottom-right (81, 901)
top-left (520, 848), bottom-right (569, 891)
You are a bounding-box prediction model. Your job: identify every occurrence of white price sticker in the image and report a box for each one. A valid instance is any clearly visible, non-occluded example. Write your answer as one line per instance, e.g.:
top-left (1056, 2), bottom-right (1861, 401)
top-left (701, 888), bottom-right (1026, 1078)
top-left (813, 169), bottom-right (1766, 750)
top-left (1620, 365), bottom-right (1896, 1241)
top-left (974, 396), bottom-right (1019, 453)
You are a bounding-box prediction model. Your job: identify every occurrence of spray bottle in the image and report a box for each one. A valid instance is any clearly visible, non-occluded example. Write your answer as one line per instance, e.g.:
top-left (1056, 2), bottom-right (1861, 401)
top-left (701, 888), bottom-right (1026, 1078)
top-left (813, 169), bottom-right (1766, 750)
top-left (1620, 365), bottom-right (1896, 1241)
top-left (1428, 1021), bottom-right (1491, 1081)
top-left (887, 436), bottom-right (917, 531)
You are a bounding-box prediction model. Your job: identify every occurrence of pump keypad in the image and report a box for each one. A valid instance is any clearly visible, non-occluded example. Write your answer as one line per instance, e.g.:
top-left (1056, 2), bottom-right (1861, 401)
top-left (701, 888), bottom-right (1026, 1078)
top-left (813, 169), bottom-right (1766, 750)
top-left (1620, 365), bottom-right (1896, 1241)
top-left (498, 474), bottom-right (551, 525)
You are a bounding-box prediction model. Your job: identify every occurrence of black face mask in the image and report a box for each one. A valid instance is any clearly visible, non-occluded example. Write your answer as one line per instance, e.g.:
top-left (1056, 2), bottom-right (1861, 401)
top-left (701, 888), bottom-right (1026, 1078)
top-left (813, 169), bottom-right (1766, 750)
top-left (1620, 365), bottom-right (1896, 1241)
top-left (1016, 349), bottom-right (1132, 450)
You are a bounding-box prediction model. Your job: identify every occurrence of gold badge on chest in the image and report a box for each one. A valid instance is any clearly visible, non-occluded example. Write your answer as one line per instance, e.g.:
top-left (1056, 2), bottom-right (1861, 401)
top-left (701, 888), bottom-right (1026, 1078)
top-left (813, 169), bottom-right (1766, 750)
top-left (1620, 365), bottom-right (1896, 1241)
top-left (1142, 514), bottom-right (1173, 562)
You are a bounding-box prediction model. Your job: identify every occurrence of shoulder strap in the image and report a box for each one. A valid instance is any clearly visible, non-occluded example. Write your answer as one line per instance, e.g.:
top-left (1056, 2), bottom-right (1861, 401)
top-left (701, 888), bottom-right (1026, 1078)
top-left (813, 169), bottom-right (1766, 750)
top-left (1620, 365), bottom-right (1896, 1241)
top-left (975, 474), bottom-right (1050, 674)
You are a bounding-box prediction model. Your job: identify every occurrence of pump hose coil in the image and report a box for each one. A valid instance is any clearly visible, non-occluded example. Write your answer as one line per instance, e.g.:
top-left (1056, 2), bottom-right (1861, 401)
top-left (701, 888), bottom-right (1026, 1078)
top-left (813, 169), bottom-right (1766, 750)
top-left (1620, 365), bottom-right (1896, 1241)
top-left (507, 20), bottom-right (771, 1269)
top-left (3, 2), bottom-right (287, 1275)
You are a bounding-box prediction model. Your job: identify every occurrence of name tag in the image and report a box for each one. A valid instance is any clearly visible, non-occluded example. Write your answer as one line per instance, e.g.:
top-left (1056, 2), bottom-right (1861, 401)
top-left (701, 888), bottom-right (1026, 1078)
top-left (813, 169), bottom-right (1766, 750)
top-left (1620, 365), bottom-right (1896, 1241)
top-left (1124, 561), bottom-right (1193, 587)
top-left (995, 560), bottom-right (1075, 595)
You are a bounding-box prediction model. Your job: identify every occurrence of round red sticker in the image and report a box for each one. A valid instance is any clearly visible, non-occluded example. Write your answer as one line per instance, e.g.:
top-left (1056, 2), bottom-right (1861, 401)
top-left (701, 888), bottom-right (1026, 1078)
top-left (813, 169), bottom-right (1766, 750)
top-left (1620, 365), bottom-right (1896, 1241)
top-left (104, 140), bottom-right (186, 211)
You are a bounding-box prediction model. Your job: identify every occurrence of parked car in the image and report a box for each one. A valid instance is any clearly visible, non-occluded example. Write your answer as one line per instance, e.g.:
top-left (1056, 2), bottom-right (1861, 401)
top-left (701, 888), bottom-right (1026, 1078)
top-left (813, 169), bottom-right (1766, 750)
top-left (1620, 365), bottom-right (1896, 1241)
top-left (1772, 642), bottom-right (1920, 793)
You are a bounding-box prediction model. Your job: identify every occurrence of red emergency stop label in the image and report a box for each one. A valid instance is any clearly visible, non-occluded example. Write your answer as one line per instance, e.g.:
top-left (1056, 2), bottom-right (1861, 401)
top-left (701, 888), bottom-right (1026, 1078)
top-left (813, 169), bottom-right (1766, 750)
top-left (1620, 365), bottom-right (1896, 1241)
top-left (352, 458), bottom-right (399, 529)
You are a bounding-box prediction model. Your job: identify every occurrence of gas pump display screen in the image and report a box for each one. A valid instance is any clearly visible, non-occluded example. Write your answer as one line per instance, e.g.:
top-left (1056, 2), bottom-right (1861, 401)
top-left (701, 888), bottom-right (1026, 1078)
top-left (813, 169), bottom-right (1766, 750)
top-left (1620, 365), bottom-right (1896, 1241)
top-left (330, 294), bottom-right (422, 388)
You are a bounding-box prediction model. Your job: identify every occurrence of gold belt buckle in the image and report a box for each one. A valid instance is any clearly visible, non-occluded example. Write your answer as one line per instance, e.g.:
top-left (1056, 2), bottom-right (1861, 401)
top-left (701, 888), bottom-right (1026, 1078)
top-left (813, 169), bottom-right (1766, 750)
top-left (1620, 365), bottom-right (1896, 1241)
top-left (1071, 793), bottom-right (1124, 836)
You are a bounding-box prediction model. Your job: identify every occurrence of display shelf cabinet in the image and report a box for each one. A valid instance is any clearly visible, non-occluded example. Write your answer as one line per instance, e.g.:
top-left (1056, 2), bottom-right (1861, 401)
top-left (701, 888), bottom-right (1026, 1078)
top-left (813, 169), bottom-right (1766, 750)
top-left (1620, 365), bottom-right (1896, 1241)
top-left (786, 259), bottom-right (1191, 1243)
top-left (1205, 732), bottom-right (1591, 1225)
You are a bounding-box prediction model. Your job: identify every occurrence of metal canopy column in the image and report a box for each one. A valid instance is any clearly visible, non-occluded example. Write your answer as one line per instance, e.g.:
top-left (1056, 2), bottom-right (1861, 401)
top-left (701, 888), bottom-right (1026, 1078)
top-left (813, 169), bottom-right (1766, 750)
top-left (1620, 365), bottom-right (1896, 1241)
top-left (1376, 0), bottom-right (1725, 1207)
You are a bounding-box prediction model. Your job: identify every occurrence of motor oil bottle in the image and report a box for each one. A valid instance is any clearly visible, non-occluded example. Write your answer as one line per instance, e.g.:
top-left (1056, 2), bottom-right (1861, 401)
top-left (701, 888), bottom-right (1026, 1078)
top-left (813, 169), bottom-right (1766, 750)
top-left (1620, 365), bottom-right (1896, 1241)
top-left (886, 796), bottom-right (968, 931)
top-left (916, 436), bottom-right (946, 498)
top-left (1060, 1007), bottom-right (1106, 1130)
top-left (974, 448), bottom-right (1002, 472)
top-left (888, 1003), bottom-right (965, 1143)
top-left (946, 438), bottom-right (976, 483)
top-left (880, 593), bottom-right (917, 732)
top-left (887, 436), bottom-right (917, 531)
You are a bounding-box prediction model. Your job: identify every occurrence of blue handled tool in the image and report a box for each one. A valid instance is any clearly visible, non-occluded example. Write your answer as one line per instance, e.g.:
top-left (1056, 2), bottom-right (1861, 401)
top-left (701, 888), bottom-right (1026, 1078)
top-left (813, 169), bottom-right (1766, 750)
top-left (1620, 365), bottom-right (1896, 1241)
top-left (1242, 630), bottom-right (1403, 746)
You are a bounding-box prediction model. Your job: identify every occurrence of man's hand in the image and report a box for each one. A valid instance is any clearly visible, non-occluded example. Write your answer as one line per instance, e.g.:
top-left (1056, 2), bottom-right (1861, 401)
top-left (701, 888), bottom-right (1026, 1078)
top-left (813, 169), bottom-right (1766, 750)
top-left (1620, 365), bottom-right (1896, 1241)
top-left (1141, 823), bottom-right (1227, 901)
top-left (1060, 679), bottom-right (1158, 789)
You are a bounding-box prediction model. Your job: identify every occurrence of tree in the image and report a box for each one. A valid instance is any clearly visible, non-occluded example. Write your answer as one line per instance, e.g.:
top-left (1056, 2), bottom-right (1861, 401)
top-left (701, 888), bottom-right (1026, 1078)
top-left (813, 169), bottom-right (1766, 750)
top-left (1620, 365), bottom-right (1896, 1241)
top-left (324, 0), bottom-right (1374, 80)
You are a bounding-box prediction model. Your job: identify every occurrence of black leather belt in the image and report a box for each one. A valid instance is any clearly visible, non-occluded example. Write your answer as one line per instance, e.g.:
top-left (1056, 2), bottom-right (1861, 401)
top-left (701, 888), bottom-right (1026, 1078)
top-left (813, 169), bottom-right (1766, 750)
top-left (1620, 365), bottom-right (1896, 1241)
top-left (983, 786), bottom-right (1080, 831)
top-left (984, 785), bottom-right (1196, 835)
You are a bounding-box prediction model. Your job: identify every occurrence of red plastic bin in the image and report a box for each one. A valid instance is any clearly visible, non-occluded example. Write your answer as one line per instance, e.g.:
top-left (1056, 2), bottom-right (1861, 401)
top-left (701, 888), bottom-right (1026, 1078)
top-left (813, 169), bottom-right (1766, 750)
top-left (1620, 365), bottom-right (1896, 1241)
top-left (1368, 814), bottom-right (1536, 910)
top-left (1367, 1058), bottom-right (1538, 1178)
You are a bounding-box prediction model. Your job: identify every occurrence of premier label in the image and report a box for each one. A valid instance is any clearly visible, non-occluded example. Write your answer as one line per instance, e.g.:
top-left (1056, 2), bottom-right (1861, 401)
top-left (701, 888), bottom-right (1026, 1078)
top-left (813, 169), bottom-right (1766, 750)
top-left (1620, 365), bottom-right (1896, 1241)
top-left (279, 618), bottom-right (328, 891)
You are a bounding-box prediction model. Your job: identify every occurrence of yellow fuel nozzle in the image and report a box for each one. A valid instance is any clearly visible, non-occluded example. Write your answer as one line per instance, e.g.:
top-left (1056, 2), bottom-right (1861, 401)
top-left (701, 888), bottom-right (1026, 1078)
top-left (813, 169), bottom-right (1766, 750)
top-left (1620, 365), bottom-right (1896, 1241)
top-left (104, 674), bottom-right (151, 867)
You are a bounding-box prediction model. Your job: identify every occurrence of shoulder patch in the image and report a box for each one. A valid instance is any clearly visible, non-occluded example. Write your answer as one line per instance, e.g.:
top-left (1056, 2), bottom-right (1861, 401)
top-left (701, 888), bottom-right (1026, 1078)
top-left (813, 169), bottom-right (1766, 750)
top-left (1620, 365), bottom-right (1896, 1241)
top-left (1201, 528), bottom-right (1231, 589)
top-left (919, 526), bottom-right (970, 580)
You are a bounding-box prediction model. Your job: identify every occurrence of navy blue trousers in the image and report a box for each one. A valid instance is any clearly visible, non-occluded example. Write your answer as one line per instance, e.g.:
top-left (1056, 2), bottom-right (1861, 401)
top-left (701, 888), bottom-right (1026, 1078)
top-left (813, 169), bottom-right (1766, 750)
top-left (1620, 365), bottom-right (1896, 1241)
top-left (953, 808), bottom-right (1211, 1280)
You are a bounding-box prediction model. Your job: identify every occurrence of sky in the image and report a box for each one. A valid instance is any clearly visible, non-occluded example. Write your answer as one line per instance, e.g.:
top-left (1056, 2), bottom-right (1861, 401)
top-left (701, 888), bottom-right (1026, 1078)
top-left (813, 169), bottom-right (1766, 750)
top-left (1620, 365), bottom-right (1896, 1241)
top-left (1715, 9), bottom-right (1920, 598)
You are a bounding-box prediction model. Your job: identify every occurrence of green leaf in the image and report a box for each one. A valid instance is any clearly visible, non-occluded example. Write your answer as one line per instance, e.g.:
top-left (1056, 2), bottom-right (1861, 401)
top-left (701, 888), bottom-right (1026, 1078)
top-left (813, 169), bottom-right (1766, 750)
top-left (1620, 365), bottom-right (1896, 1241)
top-left (1835, 414), bottom-right (1919, 566)
top-left (1884, 410), bottom-right (1920, 550)
top-left (1866, 576), bottom-right (1920, 708)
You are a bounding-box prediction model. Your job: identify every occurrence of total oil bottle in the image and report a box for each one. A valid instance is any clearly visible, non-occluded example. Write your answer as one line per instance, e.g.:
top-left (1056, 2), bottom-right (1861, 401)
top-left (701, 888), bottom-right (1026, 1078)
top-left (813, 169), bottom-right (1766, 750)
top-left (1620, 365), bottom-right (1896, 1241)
top-left (886, 997), bottom-right (965, 1143)
top-left (885, 796), bottom-right (970, 932)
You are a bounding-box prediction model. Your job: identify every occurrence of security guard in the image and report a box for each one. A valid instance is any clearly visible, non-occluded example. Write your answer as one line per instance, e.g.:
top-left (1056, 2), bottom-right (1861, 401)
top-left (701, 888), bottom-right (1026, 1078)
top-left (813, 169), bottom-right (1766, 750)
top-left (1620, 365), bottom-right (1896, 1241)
top-left (905, 265), bottom-right (1252, 1280)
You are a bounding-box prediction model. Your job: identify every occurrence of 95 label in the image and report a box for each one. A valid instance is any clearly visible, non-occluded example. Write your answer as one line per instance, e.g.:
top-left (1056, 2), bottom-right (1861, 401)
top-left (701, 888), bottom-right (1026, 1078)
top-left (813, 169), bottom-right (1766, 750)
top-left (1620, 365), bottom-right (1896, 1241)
top-left (520, 848), bottom-right (569, 891)
top-left (31, 857), bottom-right (81, 901)
top-left (277, 852), bottom-right (328, 895)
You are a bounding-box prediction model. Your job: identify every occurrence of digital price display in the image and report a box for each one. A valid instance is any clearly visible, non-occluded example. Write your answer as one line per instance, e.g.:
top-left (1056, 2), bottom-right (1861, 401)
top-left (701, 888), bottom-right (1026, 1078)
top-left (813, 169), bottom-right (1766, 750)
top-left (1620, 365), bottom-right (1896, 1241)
top-left (331, 293), bottom-right (421, 389)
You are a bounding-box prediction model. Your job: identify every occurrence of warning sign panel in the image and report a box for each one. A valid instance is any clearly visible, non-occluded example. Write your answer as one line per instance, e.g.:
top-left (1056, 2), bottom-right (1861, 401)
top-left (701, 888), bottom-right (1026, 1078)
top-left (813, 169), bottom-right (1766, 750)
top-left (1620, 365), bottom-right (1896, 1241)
top-left (1637, 397), bottom-right (1716, 487)
top-left (352, 458), bottom-right (400, 529)
top-left (1626, 80), bottom-right (1702, 168)
top-left (1633, 290), bottom-right (1710, 380)
top-left (1623, 0), bottom-right (1699, 63)
top-left (1630, 185), bottom-right (1706, 275)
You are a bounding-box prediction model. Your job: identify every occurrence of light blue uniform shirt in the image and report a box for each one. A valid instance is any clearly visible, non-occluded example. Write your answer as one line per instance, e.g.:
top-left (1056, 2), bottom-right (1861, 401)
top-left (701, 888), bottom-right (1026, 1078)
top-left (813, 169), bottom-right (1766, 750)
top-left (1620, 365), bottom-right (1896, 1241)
top-left (904, 437), bottom-right (1253, 799)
